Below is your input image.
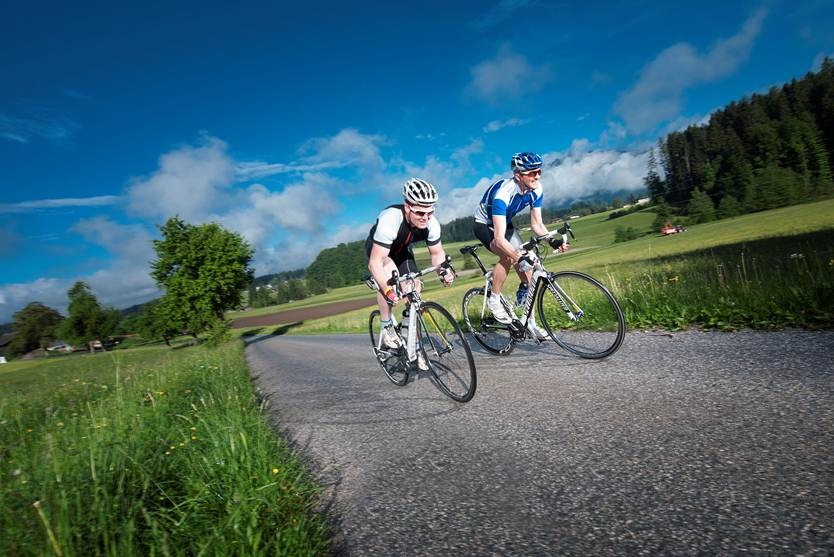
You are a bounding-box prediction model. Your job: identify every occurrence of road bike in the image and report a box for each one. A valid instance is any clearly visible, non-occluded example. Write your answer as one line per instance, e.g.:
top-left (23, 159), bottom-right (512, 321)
top-left (367, 257), bottom-right (477, 402)
top-left (460, 223), bottom-right (625, 359)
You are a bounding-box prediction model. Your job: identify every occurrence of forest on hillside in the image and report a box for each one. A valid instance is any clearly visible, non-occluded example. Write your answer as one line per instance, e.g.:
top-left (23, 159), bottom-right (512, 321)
top-left (645, 58), bottom-right (834, 218)
top-left (271, 60), bottom-right (834, 303)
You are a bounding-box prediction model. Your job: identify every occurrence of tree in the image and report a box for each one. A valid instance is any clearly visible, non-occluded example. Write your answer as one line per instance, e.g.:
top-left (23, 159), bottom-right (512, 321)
top-left (651, 201), bottom-right (673, 231)
top-left (687, 189), bottom-right (716, 224)
top-left (716, 195), bottom-right (742, 219)
top-left (305, 241), bottom-right (368, 289)
top-left (7, 302), bottom-right (64, 358)
top-left (134, 298), bottom-right (183, 347)
top-left (151, 217), bottom-right (254, 337)
top-left (613, 226), bottom-right (639, 243)
top-left (56, 281), bottom-right (116, 347)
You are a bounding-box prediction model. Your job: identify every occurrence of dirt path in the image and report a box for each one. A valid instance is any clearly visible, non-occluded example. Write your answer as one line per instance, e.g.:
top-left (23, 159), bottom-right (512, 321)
top-left (231, 298), bottom-right (377, 328)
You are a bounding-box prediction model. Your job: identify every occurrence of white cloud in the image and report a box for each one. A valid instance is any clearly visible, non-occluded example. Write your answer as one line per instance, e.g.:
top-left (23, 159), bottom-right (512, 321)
top-left (235, 159), bottom-right (346, 181)
top-left (466, 44), bottom-right (551, 104)
top-left (299, 128), bottom-right (386, 170)
top-left (0, 195), bottom-right (122, 213)
top-left (812, 52), bottom-right (834, 72)
top-left (542, 146), bottom-right (649, 204)
top-left (614, 9), bottom-right (766, 134)
top-left (439, 143), bottom-right (649, 223)
top-left (0, 112), bottom-right (79, 144)
top-left (0, 218), bottom-right (161, 321)
top-left (126, 136), bottom-right (236, 222)
top-left (0, 278), bottom-right (71, 322)
top-left (483, 118), bottom-right (530, 133)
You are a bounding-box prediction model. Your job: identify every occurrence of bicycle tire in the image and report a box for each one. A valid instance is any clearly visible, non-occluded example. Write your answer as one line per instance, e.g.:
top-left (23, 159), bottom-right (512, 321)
top-left (537, 271), bottom-right (625, 359)
top-left (461, 287), bottom-right (515, 356)
top-left (417, 301), bottom-right (477, 402)
top-left (368, 310), bottom-right (409, 386)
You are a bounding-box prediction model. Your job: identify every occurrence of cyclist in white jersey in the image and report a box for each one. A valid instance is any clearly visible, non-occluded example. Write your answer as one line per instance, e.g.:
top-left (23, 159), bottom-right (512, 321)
top-left (472, 152), bottom-right (565, 337)
top-left (366, 178), bottom-right (454, 361)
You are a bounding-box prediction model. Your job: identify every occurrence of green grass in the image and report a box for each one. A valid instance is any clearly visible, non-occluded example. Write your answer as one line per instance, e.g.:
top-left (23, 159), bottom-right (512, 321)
top-left (0, 343), bottom-right (331, 556)
top-left (244, 198), bottom-right (834, 334)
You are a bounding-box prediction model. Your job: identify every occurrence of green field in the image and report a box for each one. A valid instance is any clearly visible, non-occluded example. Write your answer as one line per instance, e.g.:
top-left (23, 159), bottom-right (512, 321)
top-left (3, 198), bottom-right (832, 554)
top-left (235, 198), bottom-right (834, 335)
top-left (0, 344), bottom-right (331, 556)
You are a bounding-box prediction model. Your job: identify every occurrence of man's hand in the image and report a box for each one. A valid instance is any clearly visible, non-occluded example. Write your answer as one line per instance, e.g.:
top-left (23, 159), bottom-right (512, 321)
top-left (439, 267), bottom-right (455, 287)
top-left (548, 236), bottom-right (564, 250)
top-left (383, 287), bottom-right (399, 305)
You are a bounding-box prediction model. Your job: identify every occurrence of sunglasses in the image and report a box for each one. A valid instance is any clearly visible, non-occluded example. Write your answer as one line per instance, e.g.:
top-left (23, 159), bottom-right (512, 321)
top-left (521, 169), bottom-right (541, 177)
top-left (409, 207), bottom-right (434, 218)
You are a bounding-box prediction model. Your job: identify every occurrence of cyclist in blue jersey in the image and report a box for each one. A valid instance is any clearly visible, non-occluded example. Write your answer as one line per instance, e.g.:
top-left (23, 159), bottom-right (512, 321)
top-left (472, 152), bottom-right (565, 337)
top-left (366, 178), bottom-right (455, 366)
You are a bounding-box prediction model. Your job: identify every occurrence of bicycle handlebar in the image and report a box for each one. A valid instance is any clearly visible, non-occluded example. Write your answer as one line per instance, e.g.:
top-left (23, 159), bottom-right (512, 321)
top-left (387, 255), bottom-right (455, 289)
top-left (521, 222), bottom-right (575, 251)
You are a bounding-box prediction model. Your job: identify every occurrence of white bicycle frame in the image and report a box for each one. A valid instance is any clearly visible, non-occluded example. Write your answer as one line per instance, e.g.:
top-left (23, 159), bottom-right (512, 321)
top-left (371, 262), bottom-right (445, 365)
top-left (475, 229), bottom-right (572, 336)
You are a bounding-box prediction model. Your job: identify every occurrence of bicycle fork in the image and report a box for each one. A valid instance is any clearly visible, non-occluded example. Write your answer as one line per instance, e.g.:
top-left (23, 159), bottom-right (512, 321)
top-left (545, 278), bottom-right (583, 321)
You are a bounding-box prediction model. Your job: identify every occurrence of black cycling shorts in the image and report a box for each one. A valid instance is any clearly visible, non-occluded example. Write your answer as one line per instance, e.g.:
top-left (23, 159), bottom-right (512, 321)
top-left (473, 221), bottom-right (518, 253)
top-left (365, 237), bottom-right (419, 276)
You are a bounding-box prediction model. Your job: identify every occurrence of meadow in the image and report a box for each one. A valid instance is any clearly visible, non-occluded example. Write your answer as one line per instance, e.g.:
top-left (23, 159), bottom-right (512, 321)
top-left (251, 198), bottom-right (834, 335)
top-left (2, 198), bottom-right (831, 555)
top-left (0, 344), bottom-right (331, 556)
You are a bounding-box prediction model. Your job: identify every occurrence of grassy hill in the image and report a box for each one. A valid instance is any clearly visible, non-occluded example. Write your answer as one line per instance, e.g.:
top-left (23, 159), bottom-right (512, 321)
top-left (232, 197), bottom-right (834, 333)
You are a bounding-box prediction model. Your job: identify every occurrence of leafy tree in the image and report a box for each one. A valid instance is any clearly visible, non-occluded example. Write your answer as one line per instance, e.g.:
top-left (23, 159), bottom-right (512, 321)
top-left (286, 279), bottom-right (308, 301)
top-left (687, 189), bottom-right (716, 224)
top-left (651, 201), bottom-right (673, 231)
top-left (7, 302), bottom-right (64, 358)
top-left (305, 241), bottom-right (369, 289)
top-left (248, 285), bottom-right (275, 309)
top-left (642, 60), bottom-right (834, 216)
top-left (133, 298), bottom-right (183, 347)
top-left (151, 217), bottom-right (254, 337)
top-left (752, 165), bottom-right (803, 210)
top-left (716, 195), bottom-right (742, 219)
top-left (613, 226), bottom-right (639, 243)
top-left (56, 282), bottom-right (116, 347)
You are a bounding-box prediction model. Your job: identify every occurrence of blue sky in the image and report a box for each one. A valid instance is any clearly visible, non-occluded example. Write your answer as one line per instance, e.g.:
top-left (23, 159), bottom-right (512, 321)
top-left (2, 0), bottom-right (833, 322)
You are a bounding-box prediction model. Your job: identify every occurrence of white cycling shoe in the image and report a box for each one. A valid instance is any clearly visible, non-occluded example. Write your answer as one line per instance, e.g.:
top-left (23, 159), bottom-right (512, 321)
top-left (381, 326), bottom-right (401, 349)
top-left (487, 295), bottom-right (513, 324)
top-left (527, 322), bottom-right (550, 341)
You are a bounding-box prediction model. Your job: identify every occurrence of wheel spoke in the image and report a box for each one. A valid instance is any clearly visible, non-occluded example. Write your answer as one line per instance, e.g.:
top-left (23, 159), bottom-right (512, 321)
top-left (462, 287), bottom-right (515, 355)
top-left (537, 272), bottom-right (625, 359)
top-left (418, 302), bottom-right (477, 402)
top-left (368, 310), bottom-right (409, 386)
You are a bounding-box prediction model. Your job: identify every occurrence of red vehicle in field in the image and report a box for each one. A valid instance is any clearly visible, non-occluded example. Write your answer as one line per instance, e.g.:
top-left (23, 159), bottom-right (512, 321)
top-left (661, 223), bottom-right (686, 235)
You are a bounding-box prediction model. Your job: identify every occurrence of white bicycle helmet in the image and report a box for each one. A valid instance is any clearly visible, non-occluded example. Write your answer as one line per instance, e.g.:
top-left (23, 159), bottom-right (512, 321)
top-left (510, 152), bottom-right (543, 173)
top-left (402, 177), bottom-right (439, 206)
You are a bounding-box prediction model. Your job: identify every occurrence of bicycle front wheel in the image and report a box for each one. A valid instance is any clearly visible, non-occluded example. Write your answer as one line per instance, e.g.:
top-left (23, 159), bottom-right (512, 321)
top-left (462, 287), bottom-right (514, 356)
top-left (537, 271), bottom-right (625, 359)
top-left (368, 310), bottom-right (409, 386)
top-left (417, 301), bottom-right (477, 402)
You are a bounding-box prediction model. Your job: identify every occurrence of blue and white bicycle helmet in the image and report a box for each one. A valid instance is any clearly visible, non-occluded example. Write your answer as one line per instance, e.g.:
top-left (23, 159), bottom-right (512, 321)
top-left (403, 177), bottom-right (439, 206)
top-left (510, 152), bottom-right (543, 173)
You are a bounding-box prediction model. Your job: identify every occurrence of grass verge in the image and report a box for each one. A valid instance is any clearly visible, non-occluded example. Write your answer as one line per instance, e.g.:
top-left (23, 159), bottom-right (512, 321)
top-left (0, 343), bottom-right (331, 556)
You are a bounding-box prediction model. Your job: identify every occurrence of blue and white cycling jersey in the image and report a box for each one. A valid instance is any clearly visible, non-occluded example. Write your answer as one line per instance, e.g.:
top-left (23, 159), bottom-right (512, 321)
top-left (473, 178), bottom-right (543, 226)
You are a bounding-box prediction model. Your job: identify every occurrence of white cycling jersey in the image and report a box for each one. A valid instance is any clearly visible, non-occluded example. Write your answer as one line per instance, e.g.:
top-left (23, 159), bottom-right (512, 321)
top-left (366, 205), bottom-right (441, 262)
top-left (474, 178), bottom-right (543, 226)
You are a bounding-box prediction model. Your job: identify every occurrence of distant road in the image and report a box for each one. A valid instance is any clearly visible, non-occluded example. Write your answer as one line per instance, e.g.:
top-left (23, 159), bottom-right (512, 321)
top-left (230, 298), bottom-right (376, 328)
top-left (246, 329), bottom-right (834, 556)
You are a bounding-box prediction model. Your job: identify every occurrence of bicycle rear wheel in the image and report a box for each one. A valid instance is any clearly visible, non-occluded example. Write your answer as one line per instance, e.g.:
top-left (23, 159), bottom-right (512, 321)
top-left (368, 310), bottom-right (409, 386)
top-left (462, 287), bottom-right (514, 355)
top-left (417, 302), bottom-right (477, 402)
top-left (537, 271), bottom-right (625, 359)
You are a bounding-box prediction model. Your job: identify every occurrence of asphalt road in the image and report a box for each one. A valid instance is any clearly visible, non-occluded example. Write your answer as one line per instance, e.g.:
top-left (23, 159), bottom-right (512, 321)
top-left (245, 330), bottom-right (834, 556)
